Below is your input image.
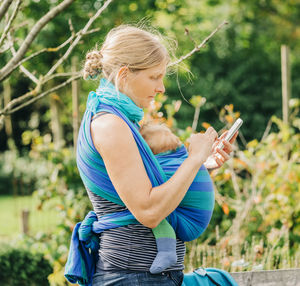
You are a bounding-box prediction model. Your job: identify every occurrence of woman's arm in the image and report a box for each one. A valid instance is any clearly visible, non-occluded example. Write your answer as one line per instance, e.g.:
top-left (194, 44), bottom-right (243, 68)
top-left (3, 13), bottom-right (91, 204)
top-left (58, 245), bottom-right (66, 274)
top-left (91, 114), bottom-right (217, 229)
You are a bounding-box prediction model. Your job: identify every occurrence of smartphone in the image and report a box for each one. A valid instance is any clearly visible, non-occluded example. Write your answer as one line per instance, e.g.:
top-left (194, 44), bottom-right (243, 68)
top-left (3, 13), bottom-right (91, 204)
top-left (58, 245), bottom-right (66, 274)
top-left (217, 118), bottom-right (243, 150)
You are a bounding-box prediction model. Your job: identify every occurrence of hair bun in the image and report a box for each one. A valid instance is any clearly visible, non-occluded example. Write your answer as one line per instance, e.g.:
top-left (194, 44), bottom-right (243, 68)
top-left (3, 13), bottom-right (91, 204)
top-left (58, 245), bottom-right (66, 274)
top-left (83, 50), bottom-right (103, 80)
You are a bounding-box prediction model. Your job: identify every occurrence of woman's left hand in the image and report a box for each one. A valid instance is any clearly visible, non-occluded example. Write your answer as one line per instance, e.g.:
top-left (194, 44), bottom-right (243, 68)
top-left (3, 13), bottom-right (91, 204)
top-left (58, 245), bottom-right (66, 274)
top-left (204, 130), bottom-right (238, 170)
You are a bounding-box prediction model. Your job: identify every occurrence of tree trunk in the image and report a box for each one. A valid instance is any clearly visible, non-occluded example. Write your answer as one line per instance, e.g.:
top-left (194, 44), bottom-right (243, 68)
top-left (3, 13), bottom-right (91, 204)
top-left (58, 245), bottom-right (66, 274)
top-left (72, 56), bottom-right (80, 153)
top-left (50, 93), bottom-right (64, 149)
top-left (21, 209), bottom-right (30, 235)
top-left (281, 45), bottom-right (291, 125)
top-left (3, 79), bottom-right (16, 149)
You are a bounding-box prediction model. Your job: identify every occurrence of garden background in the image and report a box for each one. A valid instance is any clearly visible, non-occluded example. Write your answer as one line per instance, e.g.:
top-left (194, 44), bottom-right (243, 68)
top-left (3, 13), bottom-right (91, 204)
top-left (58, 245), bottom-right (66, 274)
top-left (0, 0), bottom-right (299, 285)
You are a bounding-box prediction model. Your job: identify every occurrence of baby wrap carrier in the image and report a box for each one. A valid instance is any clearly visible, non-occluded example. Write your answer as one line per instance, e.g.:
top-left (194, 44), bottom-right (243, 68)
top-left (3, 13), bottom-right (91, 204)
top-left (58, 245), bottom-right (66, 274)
top-left (64, 79), bottom-right (214, 286)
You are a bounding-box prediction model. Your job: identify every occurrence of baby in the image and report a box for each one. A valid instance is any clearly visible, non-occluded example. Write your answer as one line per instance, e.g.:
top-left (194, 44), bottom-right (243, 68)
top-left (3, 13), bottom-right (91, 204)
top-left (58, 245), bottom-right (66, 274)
top-left (140, 122), bottom-right (215, 243)
top-left (138, 122), bottom-right (215, 273)
top-left (140, 123), bottom-right (182, 155)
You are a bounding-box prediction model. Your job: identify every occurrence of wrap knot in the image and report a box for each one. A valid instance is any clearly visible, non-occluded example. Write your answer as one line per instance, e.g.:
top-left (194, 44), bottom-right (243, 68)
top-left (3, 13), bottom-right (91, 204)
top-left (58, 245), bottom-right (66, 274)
top-left (78, 211), bottom-right (99, 252)
top-left (86, 91), bottom-right (101, 114)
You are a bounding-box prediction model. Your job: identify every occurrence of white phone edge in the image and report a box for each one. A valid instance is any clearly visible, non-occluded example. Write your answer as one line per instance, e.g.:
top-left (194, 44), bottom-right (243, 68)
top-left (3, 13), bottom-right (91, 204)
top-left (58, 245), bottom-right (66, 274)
top-left (217, 118), bottom-right (243, 150)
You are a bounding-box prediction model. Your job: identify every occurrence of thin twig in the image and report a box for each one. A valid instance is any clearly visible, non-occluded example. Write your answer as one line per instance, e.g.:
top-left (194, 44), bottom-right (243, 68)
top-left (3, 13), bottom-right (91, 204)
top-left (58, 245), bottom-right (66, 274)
top-left (6, 74), bottom-right (82, 115)
top-left (192, 106), bottom-right (200, 131)
top-left (45, 0), bottom-right (113, 77)
top-left (169, 20), bottom-right (228, 67)
top-left (0, 0), bottom-right (75, 82)
top-left (9, 27), bottom-right (100, 72)
top-left (68, 18), bottom-right (75, 38)
top-left (0, 0), bottom-right (13, 21)
top-left (9, 19), bottom-right (30, 32)
top-left (7, 31), bottom-right (39, 84)
top-left (0, 42), bottom-right (12, 54)
top-left (238, 130), bottom-right (247, 147)
top-left (261, 118), bottom-right (273, 141)
top-left (0, 0), bottom-right (21, 47)
top-left (184, 28), bottom-right (198, 47)
top-left (229, 163), bottom-right (242, 200)
top-left (1, 84), bottom-right (42, 116)
top-left (43, 71), bottom-right (81, 83)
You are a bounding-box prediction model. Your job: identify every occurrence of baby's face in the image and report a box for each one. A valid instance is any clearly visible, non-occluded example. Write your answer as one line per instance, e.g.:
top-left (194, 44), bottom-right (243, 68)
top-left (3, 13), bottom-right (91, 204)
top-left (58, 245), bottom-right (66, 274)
top-left (140, 123), bottom-right (181, 154)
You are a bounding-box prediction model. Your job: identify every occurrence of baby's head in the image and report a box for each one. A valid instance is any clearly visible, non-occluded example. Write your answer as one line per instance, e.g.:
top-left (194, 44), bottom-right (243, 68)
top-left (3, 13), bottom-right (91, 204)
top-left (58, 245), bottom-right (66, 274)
top-left (140, 123), bottom-right (181, 155)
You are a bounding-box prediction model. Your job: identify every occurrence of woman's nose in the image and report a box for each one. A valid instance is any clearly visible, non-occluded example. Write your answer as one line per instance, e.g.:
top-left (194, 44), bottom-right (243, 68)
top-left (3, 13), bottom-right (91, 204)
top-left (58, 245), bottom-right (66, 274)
top-left (155, 80), bottom-right (165, 94)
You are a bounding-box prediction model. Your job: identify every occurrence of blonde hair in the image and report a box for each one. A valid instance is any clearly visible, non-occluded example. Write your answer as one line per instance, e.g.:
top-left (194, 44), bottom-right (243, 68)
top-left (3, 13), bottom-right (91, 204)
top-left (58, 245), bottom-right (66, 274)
top-left (140, 123), bottom-right (181, 155)
top-left (83, 25), bottom-right (170, 83)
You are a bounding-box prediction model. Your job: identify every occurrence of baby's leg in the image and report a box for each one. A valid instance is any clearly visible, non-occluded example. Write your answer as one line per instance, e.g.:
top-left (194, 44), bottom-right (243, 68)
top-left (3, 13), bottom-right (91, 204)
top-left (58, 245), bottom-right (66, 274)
top-left (150, 219), bottom-right (177, 274)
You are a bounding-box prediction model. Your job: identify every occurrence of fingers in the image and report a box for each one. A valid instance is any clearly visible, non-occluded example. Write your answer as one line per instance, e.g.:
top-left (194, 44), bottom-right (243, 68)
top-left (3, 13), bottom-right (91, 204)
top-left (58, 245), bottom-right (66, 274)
top-left (205, 127), bottom-right (218, 140)
top-left (222, 140), bottom-right (234, 154)
top-left (209, 129), bottom-right (238, 168)
top-left (219, 130), bottom-right (228, 139)
top-left (216, 147), bottom-right (230, 161)
top-left (229, 131), bottom-right (238, 143)
top-left (214, 155), bottom-right (224, 167)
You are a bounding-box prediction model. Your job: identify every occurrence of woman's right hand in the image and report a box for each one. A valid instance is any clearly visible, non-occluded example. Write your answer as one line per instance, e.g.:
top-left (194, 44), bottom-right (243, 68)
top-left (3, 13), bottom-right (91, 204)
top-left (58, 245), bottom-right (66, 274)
top-left (188, 127), bottom-right (218, 164)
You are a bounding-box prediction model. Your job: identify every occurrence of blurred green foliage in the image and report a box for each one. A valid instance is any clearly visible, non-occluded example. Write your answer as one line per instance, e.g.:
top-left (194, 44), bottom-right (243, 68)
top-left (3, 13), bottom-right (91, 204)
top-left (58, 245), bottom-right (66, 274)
top-left (0, 147), bottom-right (50, 195)
top-left (0, 246), bottom-right (52, 286)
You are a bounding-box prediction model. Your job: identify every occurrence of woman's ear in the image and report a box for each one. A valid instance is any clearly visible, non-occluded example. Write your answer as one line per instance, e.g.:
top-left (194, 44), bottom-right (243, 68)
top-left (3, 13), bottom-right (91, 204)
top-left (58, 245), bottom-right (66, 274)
top-left (117, 66), bottom-right (129, 91)
top-left (117, 66), bottom-right (129, 81)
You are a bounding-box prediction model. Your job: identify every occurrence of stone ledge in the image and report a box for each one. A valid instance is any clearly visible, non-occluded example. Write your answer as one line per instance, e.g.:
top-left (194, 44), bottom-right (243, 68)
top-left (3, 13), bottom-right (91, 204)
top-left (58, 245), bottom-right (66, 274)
top-left (231, 268), bottom-right (300, 286)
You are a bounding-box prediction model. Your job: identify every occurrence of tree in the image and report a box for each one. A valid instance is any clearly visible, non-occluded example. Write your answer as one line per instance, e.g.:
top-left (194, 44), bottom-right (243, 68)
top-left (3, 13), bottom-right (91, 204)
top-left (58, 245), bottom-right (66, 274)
top-left (0, 0), bottom-right (113, 129)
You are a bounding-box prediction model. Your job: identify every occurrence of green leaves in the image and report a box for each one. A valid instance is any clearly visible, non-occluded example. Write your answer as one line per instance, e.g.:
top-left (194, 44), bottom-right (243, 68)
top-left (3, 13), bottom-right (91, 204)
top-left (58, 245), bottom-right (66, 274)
top-left (0, 246), bottom-right (52, 286)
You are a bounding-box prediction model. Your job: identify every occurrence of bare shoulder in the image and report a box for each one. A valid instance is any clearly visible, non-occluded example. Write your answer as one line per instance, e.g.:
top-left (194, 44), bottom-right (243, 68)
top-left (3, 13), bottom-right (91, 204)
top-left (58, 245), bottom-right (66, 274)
top-left (90, 113), bottom-right (133, 154)
top-left (90, 113), bottom-right (152, 226)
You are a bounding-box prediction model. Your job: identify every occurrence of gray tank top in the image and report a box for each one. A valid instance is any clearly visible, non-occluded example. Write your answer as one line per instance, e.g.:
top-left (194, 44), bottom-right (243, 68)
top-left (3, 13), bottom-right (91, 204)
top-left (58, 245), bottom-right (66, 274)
top-left (87, 189), bottom-right (186, 272)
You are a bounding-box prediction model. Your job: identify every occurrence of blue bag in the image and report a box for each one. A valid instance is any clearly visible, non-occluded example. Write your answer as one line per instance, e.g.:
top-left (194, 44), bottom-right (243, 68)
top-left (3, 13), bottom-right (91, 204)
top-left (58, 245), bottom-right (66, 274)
top-left (182, 267), bottom-right (239, 286)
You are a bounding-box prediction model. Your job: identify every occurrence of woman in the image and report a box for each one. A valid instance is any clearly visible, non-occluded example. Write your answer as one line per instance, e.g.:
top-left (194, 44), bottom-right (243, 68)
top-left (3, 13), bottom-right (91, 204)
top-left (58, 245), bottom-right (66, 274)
top-left (74, 25), bottom-right (236, 286)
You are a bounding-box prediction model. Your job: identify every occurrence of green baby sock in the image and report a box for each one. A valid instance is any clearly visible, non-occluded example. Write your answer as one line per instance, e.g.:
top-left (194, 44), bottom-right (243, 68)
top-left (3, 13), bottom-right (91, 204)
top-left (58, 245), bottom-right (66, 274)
top-left (150, 219), bottom-right (177, 274)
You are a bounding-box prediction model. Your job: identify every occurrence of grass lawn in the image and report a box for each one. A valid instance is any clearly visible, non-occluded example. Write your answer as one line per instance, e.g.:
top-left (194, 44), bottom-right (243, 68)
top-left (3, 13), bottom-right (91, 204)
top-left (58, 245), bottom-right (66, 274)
top-left (0, 195), bottom-right (61, 241)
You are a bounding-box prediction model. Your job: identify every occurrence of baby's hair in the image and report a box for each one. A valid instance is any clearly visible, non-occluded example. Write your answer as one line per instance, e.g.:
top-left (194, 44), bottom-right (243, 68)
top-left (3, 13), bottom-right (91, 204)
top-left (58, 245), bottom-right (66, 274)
top-left (140, 123), bottom-right (181, 155)
top-left (83, 24), bottom-right (176, 85)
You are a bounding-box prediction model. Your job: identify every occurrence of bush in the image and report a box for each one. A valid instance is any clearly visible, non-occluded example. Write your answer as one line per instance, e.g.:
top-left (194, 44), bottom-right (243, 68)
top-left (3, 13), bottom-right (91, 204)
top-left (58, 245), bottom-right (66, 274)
top-left (0, 149), bottom-right (50, 196)
top-left (0, 246), bottom-right (52, 286)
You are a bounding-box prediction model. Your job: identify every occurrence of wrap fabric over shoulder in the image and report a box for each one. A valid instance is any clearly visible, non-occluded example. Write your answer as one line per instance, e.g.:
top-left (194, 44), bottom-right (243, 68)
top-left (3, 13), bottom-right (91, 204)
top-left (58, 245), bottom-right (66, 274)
top-left (77, 99), bottom-right (214, 240)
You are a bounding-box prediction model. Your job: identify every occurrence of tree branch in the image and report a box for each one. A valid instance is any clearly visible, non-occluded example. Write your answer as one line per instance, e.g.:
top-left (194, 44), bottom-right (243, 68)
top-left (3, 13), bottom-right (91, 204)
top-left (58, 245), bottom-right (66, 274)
top-left (45, 0), bottom-right (113, 77)
top-left (43, 71), bottom-right (81, 82)
top-left (0, 0), bottom-right (74, 82)
top-left (0, 40), bottom-right (13, 54)
top-left (1, 85), bottom-right (41, 116)
top-left (0, 0), bottom-right (114, 126)
top-left (4, 74), bottom-right (82, 115)
top-left (0, 12), bottom-right (224, 126)
top-left (169, 20), bottom-right (228, 68)
top-left (0, 0), bottom-right (21, 48)
top-left (0, 0), bottom-right (13, 21)
top-left (7, 31), bottom-right (39, 84)
top-left (8, 27), bottom-right (100, 73)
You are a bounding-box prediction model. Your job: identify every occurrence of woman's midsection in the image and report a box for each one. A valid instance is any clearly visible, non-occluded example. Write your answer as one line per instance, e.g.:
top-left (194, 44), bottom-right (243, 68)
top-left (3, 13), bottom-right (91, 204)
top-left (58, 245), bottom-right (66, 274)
top-left (97, 224), bottom-right (186, 272)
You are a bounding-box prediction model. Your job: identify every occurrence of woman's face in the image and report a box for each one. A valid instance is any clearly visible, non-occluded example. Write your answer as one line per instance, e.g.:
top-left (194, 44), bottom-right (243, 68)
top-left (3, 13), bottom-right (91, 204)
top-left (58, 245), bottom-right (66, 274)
top-left (122, 62), bottom-right (167, 108)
